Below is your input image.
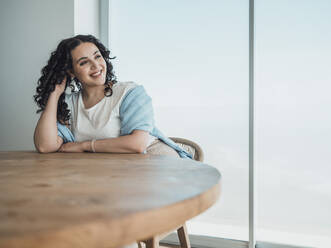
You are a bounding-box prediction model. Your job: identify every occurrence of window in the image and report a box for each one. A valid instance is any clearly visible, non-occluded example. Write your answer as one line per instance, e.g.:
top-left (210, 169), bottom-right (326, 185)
top-left (105, 0), bottom-right (331, 247)
top-left (256, 1), bottom-right (331, 247)
top-left (109, 0), bottom-right (249, 241)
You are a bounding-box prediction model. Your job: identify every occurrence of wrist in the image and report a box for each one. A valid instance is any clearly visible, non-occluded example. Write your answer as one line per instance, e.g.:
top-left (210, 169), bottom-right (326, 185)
top-left (49, 93), bottom-right (60, 102)
top-left (81, 141), bottom-right (91, 152)
top-left (50, 90), bottom-right (63, 99)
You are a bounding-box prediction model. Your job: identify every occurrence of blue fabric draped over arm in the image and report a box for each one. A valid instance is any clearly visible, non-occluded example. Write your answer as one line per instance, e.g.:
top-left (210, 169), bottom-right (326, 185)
top-left (119, 85), bottom-right (154, 135)
top-left (119, 86), bottom-right (192, 159)
top-left (57, 122), bottom-right (75, 143)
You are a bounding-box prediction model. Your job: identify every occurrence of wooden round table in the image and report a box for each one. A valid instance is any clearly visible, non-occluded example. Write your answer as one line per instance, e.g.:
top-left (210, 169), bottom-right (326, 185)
top-left (0, 152), bottom-right (221, 248)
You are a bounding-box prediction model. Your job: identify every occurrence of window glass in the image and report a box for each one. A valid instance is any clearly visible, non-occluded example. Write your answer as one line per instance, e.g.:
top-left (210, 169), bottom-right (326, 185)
top-left (110, 0), bottom-right (249, 240)
top-left (256, 1), bottom-right (331, 247)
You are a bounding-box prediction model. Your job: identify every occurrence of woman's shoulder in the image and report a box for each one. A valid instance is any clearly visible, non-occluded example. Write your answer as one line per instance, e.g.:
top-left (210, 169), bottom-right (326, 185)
top-left (113, 81), bottom-right (138, 91)
top-left (113, 81), bottom-right (139, 98)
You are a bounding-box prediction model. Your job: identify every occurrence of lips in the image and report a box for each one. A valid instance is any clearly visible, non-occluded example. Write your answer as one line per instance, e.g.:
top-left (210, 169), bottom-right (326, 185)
top-left (90, 69), bottom-right (102, 77)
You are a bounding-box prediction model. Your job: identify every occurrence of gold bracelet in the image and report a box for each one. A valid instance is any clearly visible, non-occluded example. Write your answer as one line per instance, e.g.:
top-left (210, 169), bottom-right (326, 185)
top-left (91, 139), bottom-right (96, 153)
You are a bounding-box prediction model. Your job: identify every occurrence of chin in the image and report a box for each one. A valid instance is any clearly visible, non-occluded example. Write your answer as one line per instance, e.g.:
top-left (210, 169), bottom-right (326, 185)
top-left (93, 78), bottom-right (106, 86)
top-left (100, 78), bottom-right (107, 85)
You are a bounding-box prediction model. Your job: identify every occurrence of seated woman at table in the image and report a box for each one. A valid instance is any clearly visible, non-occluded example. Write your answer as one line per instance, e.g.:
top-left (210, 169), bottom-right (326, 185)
top-left (33, 34), bottom-right (191, 158)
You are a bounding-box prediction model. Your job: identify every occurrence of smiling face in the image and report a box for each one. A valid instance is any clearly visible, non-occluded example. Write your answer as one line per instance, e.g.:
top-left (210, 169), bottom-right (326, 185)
top-left (70, 42), bottom-right (107, 87)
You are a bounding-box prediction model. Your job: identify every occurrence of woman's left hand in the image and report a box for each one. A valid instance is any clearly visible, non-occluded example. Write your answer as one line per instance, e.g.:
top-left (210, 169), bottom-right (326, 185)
top-left (58, 142), bottom-right (85, 153)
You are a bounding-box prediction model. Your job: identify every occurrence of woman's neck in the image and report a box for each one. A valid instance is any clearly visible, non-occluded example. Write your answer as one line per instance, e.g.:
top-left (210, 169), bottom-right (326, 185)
top-left (81, 85), bottom-right (105, 109)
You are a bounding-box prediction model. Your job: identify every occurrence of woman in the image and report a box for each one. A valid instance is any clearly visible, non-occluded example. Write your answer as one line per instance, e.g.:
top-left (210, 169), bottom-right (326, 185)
top-left (34, 34), bottom-right (191, 158)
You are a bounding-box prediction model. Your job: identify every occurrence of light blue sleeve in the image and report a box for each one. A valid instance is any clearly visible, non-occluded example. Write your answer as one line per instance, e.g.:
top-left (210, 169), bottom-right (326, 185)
top-left (119, 85), bottom-right (154, 135)
top-left (119, 86), bottom-right (192, 159)
top-left (57, 122), bottom-right (75, 143)
top-left (56, 93), bottom-right (76, 143)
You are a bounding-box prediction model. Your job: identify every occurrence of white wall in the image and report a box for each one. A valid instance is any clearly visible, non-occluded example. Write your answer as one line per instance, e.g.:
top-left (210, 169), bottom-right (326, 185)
top-left (0, 0), bottom-right (100, 151)
top-left (74, 0), bottom-right (99, 37)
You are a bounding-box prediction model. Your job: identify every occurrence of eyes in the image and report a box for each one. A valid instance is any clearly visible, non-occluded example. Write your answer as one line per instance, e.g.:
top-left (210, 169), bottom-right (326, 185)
top-left (79, 54), bottom-right (102, 66)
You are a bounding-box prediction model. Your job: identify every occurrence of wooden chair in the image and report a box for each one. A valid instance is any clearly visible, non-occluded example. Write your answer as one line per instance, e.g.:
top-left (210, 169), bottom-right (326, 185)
top-left (169, 137), bottom-right (204, 162)
top-left (139, 137), bottom-right (204, 248)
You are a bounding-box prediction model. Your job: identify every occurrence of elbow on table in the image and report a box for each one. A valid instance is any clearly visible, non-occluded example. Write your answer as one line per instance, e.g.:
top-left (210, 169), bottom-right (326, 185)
top-left (34, 135), bottom-right (63, 154)
top-left (130, 131), bottom-right (149, 154)
top-left (135, 145), bottom-right (147, 154)
top-left (36, 147), bottom-right (52, 154)
top-left (131, 141), bottom-right (148, 154)
top-left (35, 142), bottom-right (60, 154)
top-left (35, 146), bottom-right (56, 154)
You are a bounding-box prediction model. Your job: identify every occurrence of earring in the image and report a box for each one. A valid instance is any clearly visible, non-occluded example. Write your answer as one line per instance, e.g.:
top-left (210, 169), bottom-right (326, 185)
top-left (69, 77), bottom-right (75, 92)
top-left (104, 82), bottom-right (113, 97)
top-left (69, 77), bottom-right (82, 92)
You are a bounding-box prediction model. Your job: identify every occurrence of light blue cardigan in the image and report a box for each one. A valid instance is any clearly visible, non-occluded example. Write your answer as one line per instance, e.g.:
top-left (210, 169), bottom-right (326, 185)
top-left (57, 85), bottom-right (192, 159)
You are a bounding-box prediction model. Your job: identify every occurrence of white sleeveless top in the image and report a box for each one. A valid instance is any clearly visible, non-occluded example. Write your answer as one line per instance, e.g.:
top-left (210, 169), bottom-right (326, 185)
top-left (65, 82), bottom-right (156, 144)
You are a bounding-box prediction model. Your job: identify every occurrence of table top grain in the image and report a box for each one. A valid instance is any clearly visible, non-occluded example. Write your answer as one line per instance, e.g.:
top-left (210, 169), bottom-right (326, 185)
top-left (0, 151), bottom-right (221, 248)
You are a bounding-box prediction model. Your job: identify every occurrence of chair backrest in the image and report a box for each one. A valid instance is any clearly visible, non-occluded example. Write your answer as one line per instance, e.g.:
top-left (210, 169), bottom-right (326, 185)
top-left (169, 137), bottom-right (204, 162)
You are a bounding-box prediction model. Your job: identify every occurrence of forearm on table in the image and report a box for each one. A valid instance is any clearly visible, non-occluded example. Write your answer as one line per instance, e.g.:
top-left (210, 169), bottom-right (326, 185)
top-left (82, 130), bottom-right (150, 154)
top-left (34, 93), bottom-right (63, 153)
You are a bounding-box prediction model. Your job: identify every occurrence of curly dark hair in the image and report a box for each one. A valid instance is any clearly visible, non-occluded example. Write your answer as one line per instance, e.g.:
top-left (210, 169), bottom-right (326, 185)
top-left (34, 34), bottom-right (116, 124)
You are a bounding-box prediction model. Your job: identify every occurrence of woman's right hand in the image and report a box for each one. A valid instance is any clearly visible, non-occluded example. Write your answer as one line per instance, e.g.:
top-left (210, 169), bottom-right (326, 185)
top-left (53, 77), bottom-right (68, 97)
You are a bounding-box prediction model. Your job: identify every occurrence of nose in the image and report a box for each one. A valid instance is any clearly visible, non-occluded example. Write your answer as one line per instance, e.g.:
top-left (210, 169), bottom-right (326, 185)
top-left (90, 60), bottom-right (98, 69)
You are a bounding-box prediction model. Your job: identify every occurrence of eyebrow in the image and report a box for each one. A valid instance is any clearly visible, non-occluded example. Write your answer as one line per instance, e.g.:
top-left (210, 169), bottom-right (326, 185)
top-left (76, 50), bottom-right (100, 64)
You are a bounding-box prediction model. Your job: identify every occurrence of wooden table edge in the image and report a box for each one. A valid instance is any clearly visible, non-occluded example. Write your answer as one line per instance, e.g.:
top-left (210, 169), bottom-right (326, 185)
top-left (0, 181), bottom-right (221, 248)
